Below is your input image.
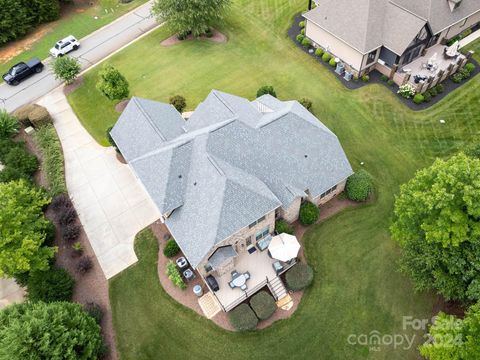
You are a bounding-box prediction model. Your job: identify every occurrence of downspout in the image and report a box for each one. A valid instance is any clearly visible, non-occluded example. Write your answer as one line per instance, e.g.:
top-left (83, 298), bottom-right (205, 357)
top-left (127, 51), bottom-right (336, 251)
top-left (308, 0), bottom-right (313, 10)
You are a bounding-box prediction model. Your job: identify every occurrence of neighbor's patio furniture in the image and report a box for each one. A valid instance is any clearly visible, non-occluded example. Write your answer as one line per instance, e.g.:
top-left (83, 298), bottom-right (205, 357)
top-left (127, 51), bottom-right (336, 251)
top-left (268, 233), bottom-right (301, 262)
top-left (272, 261), bottom-right (283, 274)
top-left (256, 234), bottom-right (272, 251)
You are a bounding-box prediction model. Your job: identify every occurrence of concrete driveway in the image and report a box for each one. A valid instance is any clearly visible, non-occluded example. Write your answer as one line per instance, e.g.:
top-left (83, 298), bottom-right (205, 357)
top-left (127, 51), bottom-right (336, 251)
top-left (38, 89), bottom-right (160, 279)
top-left (0, 1), bottom-right (158, 113)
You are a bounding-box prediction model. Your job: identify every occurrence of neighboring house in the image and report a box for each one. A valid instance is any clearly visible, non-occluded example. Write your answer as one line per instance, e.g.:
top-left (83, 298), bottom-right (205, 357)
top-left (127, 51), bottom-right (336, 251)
top-left (111, 90), bottom-right (353, 311)
top-left (303, 0), bottom-right (480, 78)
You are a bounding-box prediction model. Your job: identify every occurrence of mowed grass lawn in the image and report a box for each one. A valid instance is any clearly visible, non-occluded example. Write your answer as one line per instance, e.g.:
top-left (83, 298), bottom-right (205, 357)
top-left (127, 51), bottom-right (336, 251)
top-left (68, 0), bottom-right (480, 358)
top-left (0, 0), bottom-right (148, 75)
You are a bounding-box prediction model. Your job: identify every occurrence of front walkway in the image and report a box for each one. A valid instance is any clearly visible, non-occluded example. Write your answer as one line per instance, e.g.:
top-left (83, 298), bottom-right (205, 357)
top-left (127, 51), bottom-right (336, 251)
top-left (0, 278), bottom-right (24, 309)
top-left (38, 88), bottom-right (160, 279)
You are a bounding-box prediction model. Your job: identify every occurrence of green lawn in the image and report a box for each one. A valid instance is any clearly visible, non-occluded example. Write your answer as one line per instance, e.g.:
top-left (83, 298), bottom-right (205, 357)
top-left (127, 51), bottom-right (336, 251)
top-left (0, 0), bottom-right (148, 75)
top-left (71, 1), bottom-right (480, 358)
top-left (464, 37), bottom-right (480, 62)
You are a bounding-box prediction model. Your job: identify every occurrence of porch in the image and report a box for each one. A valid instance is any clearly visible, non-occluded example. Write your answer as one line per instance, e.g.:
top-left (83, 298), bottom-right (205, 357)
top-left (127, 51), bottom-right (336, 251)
top-left (205, 246), bottom-right (296, 312)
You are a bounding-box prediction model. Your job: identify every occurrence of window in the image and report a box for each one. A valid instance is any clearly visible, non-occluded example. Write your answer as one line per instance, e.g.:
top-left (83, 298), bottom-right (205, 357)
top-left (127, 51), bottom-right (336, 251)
top-left (255, 227), bottom-right (269, 241)
top-left (320, 192), bottom-right (326, 199)
top-left (248, 215), bottom-right (266, 228)
top-left (332, 185), bottom-right (337, 191)
top-left (258, 216), bottom-right (265, 223)
top-left (248, 221), bottom-right (256, 229)
top-left (366, 50), bottom-right (377, 65)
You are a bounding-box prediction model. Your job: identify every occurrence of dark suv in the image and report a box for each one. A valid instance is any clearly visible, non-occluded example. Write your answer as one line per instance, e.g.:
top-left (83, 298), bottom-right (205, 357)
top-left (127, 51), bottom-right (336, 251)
top-left (2, 58), bottom-right (44, 86)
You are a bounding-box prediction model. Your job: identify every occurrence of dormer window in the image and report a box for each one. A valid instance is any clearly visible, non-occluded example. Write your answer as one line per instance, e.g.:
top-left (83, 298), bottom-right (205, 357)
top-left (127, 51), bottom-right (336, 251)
top-left (448, 0), bottom-right (462, 11)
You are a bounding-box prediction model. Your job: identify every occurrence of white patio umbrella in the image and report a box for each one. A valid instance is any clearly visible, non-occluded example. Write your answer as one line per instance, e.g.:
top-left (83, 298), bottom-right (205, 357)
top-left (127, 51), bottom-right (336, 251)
top-left (445, 41), bottom-right (459, 58)
top-left (268, 233), bottom-right (301, 262)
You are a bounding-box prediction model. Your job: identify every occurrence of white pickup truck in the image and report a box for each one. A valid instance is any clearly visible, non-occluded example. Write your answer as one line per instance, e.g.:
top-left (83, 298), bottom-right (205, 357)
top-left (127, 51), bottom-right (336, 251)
top-left (49, 35), bottom-right (80, 58)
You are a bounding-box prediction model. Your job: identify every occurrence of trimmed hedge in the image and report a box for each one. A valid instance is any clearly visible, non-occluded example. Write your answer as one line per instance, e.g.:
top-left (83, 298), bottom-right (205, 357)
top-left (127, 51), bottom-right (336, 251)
top-left (285, 263), bottom-right (314, 291)
top-left (465, 63), bottom-right (476, 73)
top-left (229, 303), bottom-right (258, 331)
top-left (27, 267), bottom-right (74, 302)
top-left (28, 105), bottom-right (52, 128)
top-left (413, 94), bottom-right (424, 104)
top-left (301, 38), bottom-right (311, 47)
top-left (299, 201), bottom-right (319, 225)
top-left (322, 52), bottom-right (331, 62)
top-left (163, 239), bottom-right (180, 257)
top-left (275, 219), bottom-right (294, 235)
top-left (346, 169), bottom-right (373, 202)
top-left (314, 47), bottom-right (323, 57)
top-left (250, 291), bottom-right (276, 320)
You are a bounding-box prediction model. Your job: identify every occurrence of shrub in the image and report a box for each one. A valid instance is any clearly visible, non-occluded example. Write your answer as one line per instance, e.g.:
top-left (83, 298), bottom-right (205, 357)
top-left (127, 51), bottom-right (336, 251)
top-left (459, 68), bottom-right (471, 80)
top-left (295, 34), bottom-right (304, 43)
top-left (298, 21), bottom-right (305, 28)
top-left (57, 207), bottom-right (77, 226)
top-left (28, 105), bottom-right (52, 128)
top-left (314, 47), bottom-right (323, 57)
top-left (423, 91), bottom-right (432, 103)
top-left (84, 302), bottom-right (104, 324)
top-left (0, 167), bottom-right (26, 183)
top-left (169, 95), bottom-right (187, 113)
top-left (76, 256), bottom-right (93, 275)
top-left (62, 224), bottom-right (80, 243)
top-left (397, 83), bottom-right (415, 98)
top-left (301, 38), bottom-right (311, 47)
top-left (299, 201), bottom-right (319, 225)
top-left (275, 219), bottom-right (294, 235)
top-left (380, 75), bottom-right (388, 82)
top-left (163, 239), bottom-right (180, 257)
top-left (96, 64), bottom-right (130, 101)
top-left (451, 72), bottom-right (464, 83)
top-left (435, 83), bottom-right (444, 93)
top-left (229, 303), bottom-right (258, 331)
top-left (205, 28), bottom-right (213, 38)
top-left (346, 169), bottom-right (373, 201)
top-left (4, 146), bottom-right (39, 177)
top-left (27, 267), bottom-right (74, 302)
top-left (300, 28), bottom-right (305, 35)
top-left (256, 85), bottom-right (277, 98)
top-left (166, 261), bottom-right (186, 289)
top-left (464, 62), bottom-right (476, 73)
top-left (0, 110), bottom-right (19, 139)
top-left (361, 74), bottom-right (370, 82)
top-left (321, 52), bottom-right (331, 62)
top-left (465, 143), bottom-right (480, 158)
top-left (13, 104), bottom-right (35, 126)
top-left (413, 94), bottom-right (424, 104)
top-left (387, 79), bottom-right (394, 86)
top-left (329, 58), bottom-right (336, 67)
top-left (51, 56), bottom-right (81, 85)
top-left (43, 220), bottom-right (56, 247)
top-left (0, 139), bottom-right (21, 161)
top-left (106, 126), bottom-right (117, 149)
top-left (72, 241), bottom-right (83, 257)
top-left (285, 263), bottom-right (314, 291)
top-left (429, 86), bottom-right (438, 97)
top-left (250, 291), bottom-right (276, 320)
top-left (50, 193), bottom-right (72, 211)
top-left (298, 97), bottom-right (313, 112)
top-left (34, 125), bottom-right (66, 196)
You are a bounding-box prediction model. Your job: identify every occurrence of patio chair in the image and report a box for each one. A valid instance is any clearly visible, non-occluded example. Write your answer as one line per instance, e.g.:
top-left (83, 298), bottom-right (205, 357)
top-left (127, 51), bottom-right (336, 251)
top-left (272, 261), bottom-right (283, 274)
top-left (240, 284), bottom-right (247, 291)
top-left (229, 281), bottom-right (235, 289)
top-left (244, 272), bottom-right (250, 280)
top-left (231, 270), bottom-right (239, 278)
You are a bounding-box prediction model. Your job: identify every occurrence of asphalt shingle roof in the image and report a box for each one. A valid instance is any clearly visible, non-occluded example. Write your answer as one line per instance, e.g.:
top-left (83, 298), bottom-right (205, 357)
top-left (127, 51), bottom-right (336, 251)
top-left (111, 90), bottom-right (353, 268)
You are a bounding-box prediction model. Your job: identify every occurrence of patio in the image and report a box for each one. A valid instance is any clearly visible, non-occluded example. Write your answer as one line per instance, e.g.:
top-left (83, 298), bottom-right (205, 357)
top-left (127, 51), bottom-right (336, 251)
top-left (209, 247), bottom-right (294, 312)
top-left (403, 43), bottom-right (466, 82)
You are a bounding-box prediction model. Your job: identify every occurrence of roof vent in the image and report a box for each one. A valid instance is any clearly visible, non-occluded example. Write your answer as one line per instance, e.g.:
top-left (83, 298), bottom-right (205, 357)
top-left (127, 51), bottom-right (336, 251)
top-left (304, 154), bottom-right (308, 158)
top-left (178, 175), bottom-right (182, 179)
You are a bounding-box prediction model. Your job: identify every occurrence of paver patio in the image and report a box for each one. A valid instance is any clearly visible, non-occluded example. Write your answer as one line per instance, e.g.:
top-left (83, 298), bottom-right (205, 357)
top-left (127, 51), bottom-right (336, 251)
top-left (38, 88), bottom-right (160, 279)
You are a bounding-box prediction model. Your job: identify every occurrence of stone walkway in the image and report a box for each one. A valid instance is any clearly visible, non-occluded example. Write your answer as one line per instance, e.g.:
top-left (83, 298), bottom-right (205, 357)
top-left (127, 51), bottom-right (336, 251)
top-left (460, 28), bottom-right (480, 48)
top-left (38, 89), bottom-right (160, 279)
top-left (0, 278), bottom-right (24, 309)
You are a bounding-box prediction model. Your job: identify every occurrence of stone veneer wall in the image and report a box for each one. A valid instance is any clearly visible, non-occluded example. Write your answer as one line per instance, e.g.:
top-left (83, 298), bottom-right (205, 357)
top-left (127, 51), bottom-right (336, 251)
top-left (197, 210), bottom-right (276, 277)
top-left (278, 197), bottom-right (301, 223)
top-left (310, 179), bottom-right (347, 206)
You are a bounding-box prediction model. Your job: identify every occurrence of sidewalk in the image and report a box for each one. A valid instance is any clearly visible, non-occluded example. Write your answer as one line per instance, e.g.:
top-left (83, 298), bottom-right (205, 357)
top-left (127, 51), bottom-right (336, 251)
top-left (0, 278), bottom-right (24, 309)
top-left (38, 89), bottom-right (160, 279)
top-left (460, 28), bottom-right (480, 48)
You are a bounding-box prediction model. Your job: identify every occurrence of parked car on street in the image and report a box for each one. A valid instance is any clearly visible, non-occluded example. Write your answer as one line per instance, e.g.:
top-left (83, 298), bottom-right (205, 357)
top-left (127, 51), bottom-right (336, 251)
top-left (2, 58), bottom-right (44, 86)
top-left (49, 35), bottom-right (80, 58)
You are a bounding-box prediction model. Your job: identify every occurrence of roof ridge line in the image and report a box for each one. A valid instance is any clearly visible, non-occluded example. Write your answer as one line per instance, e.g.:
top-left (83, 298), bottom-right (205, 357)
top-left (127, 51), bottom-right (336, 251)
top-left (207, 155), bottom-right (225, 176)
top-left (388, 0), bottom-right (428, 21)
top-left (212, 90), bottom-right (237, 117)
top-left (133, 97), bottom-right (167, 141)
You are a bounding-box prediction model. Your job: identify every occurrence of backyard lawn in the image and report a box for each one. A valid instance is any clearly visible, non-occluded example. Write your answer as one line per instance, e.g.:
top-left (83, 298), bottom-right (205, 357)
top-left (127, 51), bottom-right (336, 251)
top-left (68, 0), bottom-right (480, 359)
top-left (0, 0), bottom-right (148, 75)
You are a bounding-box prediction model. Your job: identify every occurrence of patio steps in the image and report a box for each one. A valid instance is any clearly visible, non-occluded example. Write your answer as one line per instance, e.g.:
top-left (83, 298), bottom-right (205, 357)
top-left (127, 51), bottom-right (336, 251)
top-left (268, 276), bottom-right (287, 300)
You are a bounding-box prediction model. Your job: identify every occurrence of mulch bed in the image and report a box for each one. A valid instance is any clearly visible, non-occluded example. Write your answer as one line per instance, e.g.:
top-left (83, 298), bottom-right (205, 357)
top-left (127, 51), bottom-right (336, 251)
top-left (114, 99), bottom-right (129, 113)
top-left (160, 29), bottom-right (227, 47)
top-left (431, 296), bottom-right (466, 318)
top-left (63, 76), bottom-right (84, 96)
top-left (288, 13), bottom-right (480, 111)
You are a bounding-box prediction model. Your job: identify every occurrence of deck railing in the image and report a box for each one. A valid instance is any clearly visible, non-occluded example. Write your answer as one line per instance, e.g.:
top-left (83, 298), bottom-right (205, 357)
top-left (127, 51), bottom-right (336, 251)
top-left (223, 277), bottom-right (268, 312)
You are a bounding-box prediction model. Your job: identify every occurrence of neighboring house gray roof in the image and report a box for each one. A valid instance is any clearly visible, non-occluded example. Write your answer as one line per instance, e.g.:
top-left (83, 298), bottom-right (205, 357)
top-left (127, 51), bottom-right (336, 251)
top-left (111, 90), bottom-right (353, 268)
top-left (304, 0), bottom-right (480, 55)
top-left (208, 245), bottom-right (237, 269)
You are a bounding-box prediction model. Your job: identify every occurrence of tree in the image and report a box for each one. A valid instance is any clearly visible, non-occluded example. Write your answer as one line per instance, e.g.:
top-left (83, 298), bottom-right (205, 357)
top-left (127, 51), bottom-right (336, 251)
top-left (256, 85), bottom-right (277, 98)
top-left (420, 302), bottom-right (480, 360)
top-left (51, 55), bottom-right (81, 85)
top-left (0, 301), bottom-right (104, 360)
top-left (27, 267), bottom-right (74, 302)
top-left (391, 153), bottom-right (480, 302)
top-left (96, 64), bottom-right (130, 101)
top-left (0, 180), bottom-right (55, 277)
top-left (152, 0), bottom-right (231, 37)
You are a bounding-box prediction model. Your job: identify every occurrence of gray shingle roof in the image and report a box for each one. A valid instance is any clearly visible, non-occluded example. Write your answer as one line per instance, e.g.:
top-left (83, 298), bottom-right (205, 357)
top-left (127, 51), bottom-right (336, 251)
top-left (111, 90), bottom-right (353, 268)
top-left (304, 0), bottom-right (480, 55)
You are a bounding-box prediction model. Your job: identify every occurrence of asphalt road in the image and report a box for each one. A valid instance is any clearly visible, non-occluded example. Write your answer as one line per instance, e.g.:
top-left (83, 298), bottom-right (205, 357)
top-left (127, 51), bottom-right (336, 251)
top-left (0, 1), bottom-right (157, 113)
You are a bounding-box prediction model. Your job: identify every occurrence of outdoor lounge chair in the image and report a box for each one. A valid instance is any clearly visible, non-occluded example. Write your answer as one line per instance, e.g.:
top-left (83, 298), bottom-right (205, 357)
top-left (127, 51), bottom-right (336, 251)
top-left (272, 261), bottom-right (283, 274)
